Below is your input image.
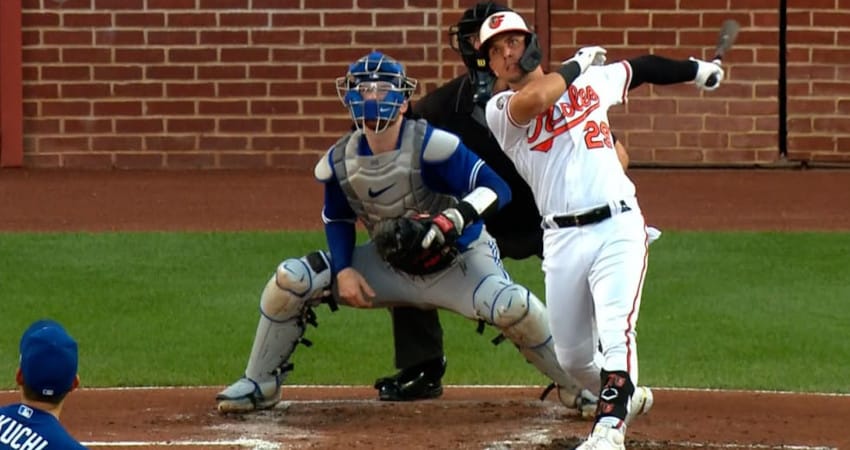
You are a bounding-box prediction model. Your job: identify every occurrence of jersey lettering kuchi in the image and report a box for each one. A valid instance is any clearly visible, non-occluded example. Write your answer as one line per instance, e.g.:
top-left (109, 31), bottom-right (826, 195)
top-left (0, 404), bottom-right (87, 449)
top-left (485, 61), bottom-right (637, 215)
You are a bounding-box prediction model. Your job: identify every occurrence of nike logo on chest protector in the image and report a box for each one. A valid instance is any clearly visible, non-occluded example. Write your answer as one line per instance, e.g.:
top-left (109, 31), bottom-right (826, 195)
top-left (368, 183), bottom-right (396, 198)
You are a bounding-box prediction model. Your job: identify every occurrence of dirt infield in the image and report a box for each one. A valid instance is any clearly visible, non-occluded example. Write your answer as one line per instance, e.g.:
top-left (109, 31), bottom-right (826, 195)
top-left (2, 386), bottom-right (849, 450)
top-left (2, 168), bottom-right (850, 449)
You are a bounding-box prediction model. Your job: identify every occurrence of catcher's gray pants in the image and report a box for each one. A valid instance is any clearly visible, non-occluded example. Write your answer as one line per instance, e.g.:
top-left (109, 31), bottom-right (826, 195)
top-left (347, 230), bottom-right (506, 318)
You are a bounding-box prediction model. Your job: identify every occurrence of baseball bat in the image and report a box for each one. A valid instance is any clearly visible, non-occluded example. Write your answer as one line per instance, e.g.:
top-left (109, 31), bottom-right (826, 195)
top-left (705, 19), bottom-right (740, 88)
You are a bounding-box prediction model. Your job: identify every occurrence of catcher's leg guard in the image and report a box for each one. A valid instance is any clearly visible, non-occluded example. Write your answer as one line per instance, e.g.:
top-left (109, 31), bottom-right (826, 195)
top-left (473, 276), bottom-right (595, 416)
top-left (217, 251), bottom-right (332, 413)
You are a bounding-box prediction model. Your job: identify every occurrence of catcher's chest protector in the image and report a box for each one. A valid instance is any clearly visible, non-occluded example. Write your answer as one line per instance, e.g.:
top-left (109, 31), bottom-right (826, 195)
top-left (333, 119), bottom-right (456, 234)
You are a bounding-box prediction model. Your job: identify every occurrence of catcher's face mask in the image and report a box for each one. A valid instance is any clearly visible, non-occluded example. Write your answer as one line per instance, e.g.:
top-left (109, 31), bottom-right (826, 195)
top-left (336, 51), bottom-right (418, 134)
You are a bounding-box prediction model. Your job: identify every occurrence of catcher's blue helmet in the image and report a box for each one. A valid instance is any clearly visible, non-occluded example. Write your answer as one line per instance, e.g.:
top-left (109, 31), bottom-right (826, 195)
top-left (336, 51), bottom-right (417, 133)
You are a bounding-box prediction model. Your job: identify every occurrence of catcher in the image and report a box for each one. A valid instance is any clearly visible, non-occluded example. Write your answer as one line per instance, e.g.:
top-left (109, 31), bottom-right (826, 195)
top-left (216, 50), bottom-right (596, 415)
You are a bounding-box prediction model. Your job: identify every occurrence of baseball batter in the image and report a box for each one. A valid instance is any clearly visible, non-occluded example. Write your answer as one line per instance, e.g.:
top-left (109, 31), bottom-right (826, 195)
top-left (377, 0), bottom-right (640, 403)
top-left (478, 11), bottom-right (725, 449)
top-left (216, 51), bottom-right (597, 416)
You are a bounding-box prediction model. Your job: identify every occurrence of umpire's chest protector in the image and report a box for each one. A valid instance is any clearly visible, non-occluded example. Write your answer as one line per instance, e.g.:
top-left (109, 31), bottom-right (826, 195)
top-left (332, 119), bottom-right (457, 234)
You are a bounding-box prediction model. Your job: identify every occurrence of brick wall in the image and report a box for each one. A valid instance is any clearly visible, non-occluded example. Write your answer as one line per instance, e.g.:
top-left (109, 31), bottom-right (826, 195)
top-left (18, 0), bottom-right (850, 169)
top-left (550, 1), bottom-right (781, 165)
top-left (785, 0), bottom-right (850, 163)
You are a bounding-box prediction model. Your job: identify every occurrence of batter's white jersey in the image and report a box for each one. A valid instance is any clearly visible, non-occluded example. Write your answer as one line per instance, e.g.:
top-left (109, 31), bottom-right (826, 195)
top-left (486, 61), bottom-right (651, 394)
top-left (485, 61), bottom-right (635, 216)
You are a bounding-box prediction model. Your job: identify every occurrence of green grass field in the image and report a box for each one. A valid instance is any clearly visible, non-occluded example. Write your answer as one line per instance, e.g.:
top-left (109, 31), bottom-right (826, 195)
top-left (1, 231), bottom-right (848, 393)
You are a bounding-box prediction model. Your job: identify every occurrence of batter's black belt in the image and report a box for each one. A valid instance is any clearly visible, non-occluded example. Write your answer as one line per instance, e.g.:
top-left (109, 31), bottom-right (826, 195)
top-left (547, 199), bottom-right (634, 229)
top-left (551, 205), bottom-right (612, 228)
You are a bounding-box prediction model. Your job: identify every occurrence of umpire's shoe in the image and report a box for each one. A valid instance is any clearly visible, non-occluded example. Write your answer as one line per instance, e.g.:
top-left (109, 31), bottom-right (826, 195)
top-left (374, 356), bottom-right (446, 401)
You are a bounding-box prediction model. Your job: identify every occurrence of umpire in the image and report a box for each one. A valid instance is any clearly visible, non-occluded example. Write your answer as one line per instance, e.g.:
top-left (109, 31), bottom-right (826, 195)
top-left (374, 1), bottom-right (542, 401)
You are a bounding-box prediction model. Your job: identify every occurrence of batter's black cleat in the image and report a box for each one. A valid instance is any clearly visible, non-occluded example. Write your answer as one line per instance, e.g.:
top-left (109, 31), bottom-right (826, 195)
top-left (374, 356), bottom-right (446, 401)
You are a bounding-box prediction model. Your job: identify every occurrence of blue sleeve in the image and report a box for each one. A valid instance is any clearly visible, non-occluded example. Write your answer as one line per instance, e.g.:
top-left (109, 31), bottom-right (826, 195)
top-left (321, 171), bottom-right (357, 275)
top-left (420, 125), bottom-right (512, 209)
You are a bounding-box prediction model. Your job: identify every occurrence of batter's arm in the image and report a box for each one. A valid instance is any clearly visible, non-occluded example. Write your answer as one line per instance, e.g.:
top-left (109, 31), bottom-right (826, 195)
top-left (626, 55), bottom-right (698, 90)
top-left (506, 69), bottom-right (576, 125)
top-left (507, 46), bottom-right (606, 125)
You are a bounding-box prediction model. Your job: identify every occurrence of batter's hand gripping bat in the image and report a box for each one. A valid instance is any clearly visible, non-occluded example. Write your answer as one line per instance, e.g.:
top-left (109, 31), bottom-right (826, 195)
top-left (705, 19), bottom-right (740, 88)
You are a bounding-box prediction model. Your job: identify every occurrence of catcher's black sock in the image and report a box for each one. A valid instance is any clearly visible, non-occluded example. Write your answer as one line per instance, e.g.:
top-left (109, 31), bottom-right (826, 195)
top-left (594, 369), bottom-right (635, 429)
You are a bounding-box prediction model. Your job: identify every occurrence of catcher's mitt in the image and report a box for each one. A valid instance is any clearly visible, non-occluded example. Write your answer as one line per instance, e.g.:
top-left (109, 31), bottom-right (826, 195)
top-left (372, 214), bottom-right (458, 276)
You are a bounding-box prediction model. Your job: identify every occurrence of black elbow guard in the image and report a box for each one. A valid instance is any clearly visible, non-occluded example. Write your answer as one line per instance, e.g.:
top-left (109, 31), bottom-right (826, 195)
top-left (557, 61), bottom-right (581, 86)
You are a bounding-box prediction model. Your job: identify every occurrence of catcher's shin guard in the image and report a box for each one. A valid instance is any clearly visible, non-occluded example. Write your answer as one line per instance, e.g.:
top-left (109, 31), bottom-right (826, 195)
top-left (217, 251), bottom-right (332, 413)
top-left (473, 276), bottom-right (592, 414)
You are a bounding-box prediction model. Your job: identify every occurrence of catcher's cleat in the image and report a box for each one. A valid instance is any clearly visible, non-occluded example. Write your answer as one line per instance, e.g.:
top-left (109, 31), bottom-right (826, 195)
top-left (566, 388), bottom-right (599, 420)
top-left (625, 386), bottom-right (653, 425)
top-left (540, 384), bottom-right (598, 420)
top-left (216, 376), bottom-right (281, 413)
top-left (374, 356), bottom-right (446, 401)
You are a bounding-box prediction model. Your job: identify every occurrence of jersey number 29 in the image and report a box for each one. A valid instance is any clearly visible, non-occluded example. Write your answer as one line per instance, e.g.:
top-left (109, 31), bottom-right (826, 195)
top-left (584, 120), bottom-right (613, 150)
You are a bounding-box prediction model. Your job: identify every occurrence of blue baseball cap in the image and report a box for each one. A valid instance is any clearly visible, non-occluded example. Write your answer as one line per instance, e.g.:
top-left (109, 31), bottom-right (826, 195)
top-left (19, 319), bottom-right (79, 397)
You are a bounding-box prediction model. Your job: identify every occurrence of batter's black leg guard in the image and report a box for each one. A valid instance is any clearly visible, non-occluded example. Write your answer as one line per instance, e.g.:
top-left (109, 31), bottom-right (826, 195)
top-left (594, 369), bottom-right (635, 427)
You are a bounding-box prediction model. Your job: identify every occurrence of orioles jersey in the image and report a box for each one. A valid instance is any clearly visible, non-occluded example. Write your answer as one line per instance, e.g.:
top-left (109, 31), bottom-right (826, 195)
top-left (485, 62), bottom-right (637, 215)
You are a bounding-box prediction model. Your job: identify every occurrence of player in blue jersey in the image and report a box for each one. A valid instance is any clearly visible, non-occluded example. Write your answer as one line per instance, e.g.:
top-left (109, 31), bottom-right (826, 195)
top-left (0, 319), bottom-right (88, 450)
top-left (216, 51), bottom-right (596, 416)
